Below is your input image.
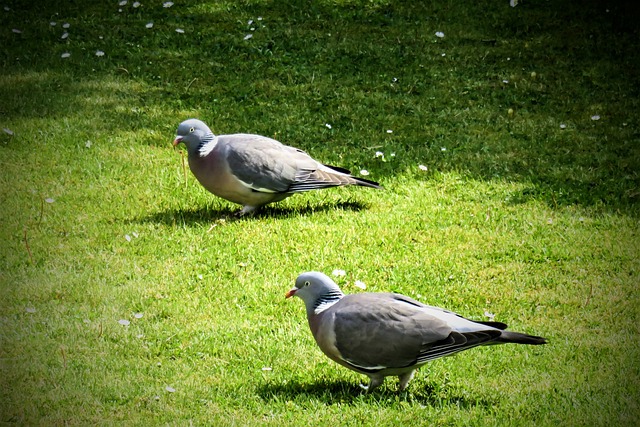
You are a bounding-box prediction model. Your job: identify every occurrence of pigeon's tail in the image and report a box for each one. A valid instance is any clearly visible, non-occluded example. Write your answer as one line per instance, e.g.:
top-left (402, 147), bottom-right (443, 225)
top-left (496, 330), bottom-right (547, 345)
top-left (323, 164), bottom-right (383, 189)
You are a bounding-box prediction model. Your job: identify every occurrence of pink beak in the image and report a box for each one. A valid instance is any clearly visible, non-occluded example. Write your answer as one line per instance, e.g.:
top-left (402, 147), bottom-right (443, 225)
top-left (285, 288), bottom-right (297, 299)
top-left (172, 136), bottom-right (183, 147)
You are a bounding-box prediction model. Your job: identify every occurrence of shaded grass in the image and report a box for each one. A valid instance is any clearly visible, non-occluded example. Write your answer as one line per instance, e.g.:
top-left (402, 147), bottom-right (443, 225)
top-left (1, 0), bottom-right (639, 425)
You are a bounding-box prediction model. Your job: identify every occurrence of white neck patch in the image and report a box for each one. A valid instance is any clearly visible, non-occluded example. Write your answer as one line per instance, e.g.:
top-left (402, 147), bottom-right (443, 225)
top-left (198, 135), bottom-right (218, 157)
top-left (314, 298), bottom-right (340, 315)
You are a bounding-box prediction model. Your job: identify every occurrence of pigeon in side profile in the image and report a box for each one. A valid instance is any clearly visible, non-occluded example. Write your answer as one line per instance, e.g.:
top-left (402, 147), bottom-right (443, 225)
top-left (172, 119), bottom-right (382, 215)
top-left (286, 272), bottom-right (547, 392)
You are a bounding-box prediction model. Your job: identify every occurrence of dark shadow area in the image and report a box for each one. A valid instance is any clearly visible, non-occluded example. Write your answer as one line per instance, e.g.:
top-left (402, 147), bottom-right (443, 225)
top-left (257, 378), bottom-right (496, 408)
top-left (2, 0), bottom-right (638, 215)
top-left (134, 199), bottom-right (370, 225)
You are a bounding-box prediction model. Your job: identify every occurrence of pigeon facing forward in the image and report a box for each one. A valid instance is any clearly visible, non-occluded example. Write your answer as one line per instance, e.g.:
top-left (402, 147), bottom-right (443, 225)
top-left (172, 119), bottom-right (381, 215)
top-left (286, 272), bottom-right (546, 392)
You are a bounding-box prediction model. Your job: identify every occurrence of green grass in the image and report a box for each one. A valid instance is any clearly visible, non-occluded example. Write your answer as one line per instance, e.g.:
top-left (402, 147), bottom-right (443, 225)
top-left (1, 0), bottom-right (639, 425)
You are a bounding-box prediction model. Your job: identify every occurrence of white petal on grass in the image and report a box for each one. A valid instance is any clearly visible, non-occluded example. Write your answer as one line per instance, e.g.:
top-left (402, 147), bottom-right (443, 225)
top-left (175, 28), bottom-right (184, 33)
top-left (419, 164), bottom-right (428, 171)
top-left (435, 31), bottom-right (444, 38)
top-left (12, 29), bottom-right (22, 34)
top-left (441, 53), bottom-right (446, 57)
top-left (243, 34), bottom-right (253, 40)
top-left (386, 129), bottom-right (393, 133)
top-left (441, 147), bottom-right (447, 151)
top-left (359, 169), bottom-right (369, 176)
top-left (25, 307), bottom-right (36, 313)
top-left (591, 115), bottom-right (600, 121)
top-left (62, 22), bottom-right (70, 29)
top-left (163, 1), bottom-right (173, 7)
top-left (484, 310), bottom-right (495, 320)
top-left (375, 151), bottom-right (384, 158)
top-left (4, 6), bottom-right (10, 11)
top-left (134, 313), bottom-right (143, 319)
top-left (45, 198), bottom-right (55, 203)
top-left (248, 19), bottom-right (253, 26)
top-left (257, 16), bottom-right (263, 21)
top-left (560, 123), bottom-right (567, 129)
top-left (61, 32), bottom-right (69, 39)
top-left (3, 128), bottom-right (14, 135)
top-left (95, 50), bottom-right (105, 57)
top-left (50, 21), bottom-right (57, 26)
top-left (510, 0), bottom-right (519, 6)
top-left (133, 2), bottom-right (141, 7)
top-left (502, 79), bottom-right (509, 84)
top-left (332, 269), bottom-right (346, 277)
top-left (354, 280), bottom-right (367, 290)
top-left (125, 234), bottom-right (131, 242)
top-left (119, 0), bottom-right (127, 5)
top-left (118, 319), bottom-right (130, 326)
top-left (261, 366), bottom-right (272, 371)
top-left (85, 140), bottom-right (92, 148)
top-left (146, 22), bottom-right (153, 29)
top-left (166, 386), bottom-right (176, 393)
top-left (325, 123), bottom-right (332, 129)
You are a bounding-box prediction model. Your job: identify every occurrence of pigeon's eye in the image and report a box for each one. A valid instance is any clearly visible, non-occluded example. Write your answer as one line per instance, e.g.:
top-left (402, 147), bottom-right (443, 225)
top-left (304, 281), bottom-right (310, 287)
top-left (189, 127), bottom-right (195, 133)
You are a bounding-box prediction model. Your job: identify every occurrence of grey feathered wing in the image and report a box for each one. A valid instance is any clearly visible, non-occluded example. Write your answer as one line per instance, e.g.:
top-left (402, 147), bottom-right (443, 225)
top-left (330, 293), bottom-right (504, 373)
top-left (223, 134), bottom-right (381, 194)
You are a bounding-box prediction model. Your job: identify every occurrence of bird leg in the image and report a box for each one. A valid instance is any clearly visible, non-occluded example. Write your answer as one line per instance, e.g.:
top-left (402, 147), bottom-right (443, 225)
top-left (359, 376), bottom-right (384, 392)
top-left (237, 205), bottom-right (258, 217)
top-left (398, 370), bottom-right (415, 391)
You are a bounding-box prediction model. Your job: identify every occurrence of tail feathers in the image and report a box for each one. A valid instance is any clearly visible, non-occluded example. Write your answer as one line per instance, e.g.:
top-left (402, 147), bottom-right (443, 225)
top-left (323, 164), bottom-right (383, 189)
top-left (496, 330), bottom-right (547, 345)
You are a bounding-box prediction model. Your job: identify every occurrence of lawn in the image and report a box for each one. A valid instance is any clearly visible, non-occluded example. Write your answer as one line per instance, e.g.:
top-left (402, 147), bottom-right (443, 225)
top-left (1, 0), bottom-right (639, 425)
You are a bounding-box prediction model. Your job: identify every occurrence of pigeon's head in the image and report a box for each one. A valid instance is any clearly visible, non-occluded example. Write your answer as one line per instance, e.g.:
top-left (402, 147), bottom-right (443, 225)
top-left (286, 272), bottom-right (344, 312)
top-left (173, 119), bottom-right (215, 153)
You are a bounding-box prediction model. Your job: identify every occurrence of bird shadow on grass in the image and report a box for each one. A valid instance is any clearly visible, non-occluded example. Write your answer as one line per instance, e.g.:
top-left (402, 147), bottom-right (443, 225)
top-left (257, 379), bottom-right (495, 409)
top-left (134, 199), bottom-right (370, 225)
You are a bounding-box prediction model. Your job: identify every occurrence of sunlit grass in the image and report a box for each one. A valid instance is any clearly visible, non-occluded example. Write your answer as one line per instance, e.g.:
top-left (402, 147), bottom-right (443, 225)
top-left (1, 0), bottom-right (639, 425)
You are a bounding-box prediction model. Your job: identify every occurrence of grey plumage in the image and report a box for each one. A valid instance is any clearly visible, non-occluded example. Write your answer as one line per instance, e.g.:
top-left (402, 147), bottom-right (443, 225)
top-left (286, 272), bottom-right (547, 392)
top-left (172, 119), bottom-right (381, 215)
